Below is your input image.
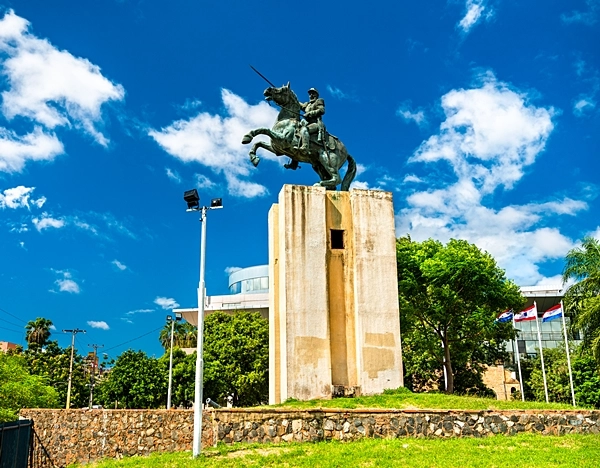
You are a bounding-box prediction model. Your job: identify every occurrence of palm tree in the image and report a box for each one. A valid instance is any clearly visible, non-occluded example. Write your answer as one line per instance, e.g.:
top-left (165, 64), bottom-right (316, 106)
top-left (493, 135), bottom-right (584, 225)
top-left (25, 317), bottom-right (54, 350)
top-left (159, 321), bottom-right (197, 351)
top-left (563, 236), bottom-right (600, 361)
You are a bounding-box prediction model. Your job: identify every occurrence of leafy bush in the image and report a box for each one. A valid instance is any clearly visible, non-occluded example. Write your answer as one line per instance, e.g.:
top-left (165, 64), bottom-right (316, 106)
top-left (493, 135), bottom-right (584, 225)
top-left (0, 353), bottom-right (58, 422)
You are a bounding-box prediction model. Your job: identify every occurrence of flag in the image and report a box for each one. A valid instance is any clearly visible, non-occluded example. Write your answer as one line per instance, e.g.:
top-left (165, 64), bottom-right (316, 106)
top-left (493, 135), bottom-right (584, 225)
top-left (542, 304), bottom-right (563, 322)
top-left (514, 304), bottom-right (537, 322)
top-left (495, 309), bottom-right (513, 323)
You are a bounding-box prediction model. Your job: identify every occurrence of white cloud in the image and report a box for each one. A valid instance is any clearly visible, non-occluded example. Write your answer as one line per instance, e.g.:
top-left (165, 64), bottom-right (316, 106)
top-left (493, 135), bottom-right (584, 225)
top-left (355, 163), bottom-right (368, 177)
top-left (326, 85), bottom-right (356, 101)
top-left (411, 72), bottom-right (554, 193)
top-left (149, 89), bottom-right (277, 198)
top-left (0, 127), bottom-right (64, 172)
top-left (458, 1), bottom-right (492, 33)
top-left (396, 72), bottom-right (586, 285)
top-left (0, 185), bottom-right (45, 209)
top-left (225, 266), bottom-right (242, 275)
top-left (573, 97), bottom-right (596, 116)
top-left (195, 173), bottom-right (216, 189)
top-left (403, 174), bottom-right (424, 184)
top-left (397, 102), bottom-right (427, 126)
top-left (87, 320), bottom-right (109, 330)
top-left (561, 0), bottom-right (599, 25)
top-left (0, 10), bottom-right (124, 173)
top-left (351, 180), bottom-right (370, 190)
top-left (53, 270), bottom-right (81, 294)
top-left (126, 308), bottom-right (154, 315)
top-left (9, 222), bottom-right (28, 233)
top-left (112, 259), bottom-right (127, 271)
top-left (72, 218), bottom-right (99, 235)
top-left (165, 167), bottom-right (181, 183)
top-left (32, 212), bottom-right (65, 231)
top-left (154, 296), bottom-right (179, 310)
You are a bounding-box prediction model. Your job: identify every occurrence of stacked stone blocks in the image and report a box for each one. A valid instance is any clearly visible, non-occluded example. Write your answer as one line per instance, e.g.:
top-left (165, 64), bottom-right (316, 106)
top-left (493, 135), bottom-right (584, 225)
top-left (20, 408), bottom-right (600, 467)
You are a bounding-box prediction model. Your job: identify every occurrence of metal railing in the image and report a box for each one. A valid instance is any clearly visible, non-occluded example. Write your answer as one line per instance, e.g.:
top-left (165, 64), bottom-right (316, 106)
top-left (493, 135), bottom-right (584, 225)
top-left (0, 419), bottom-right (33, 468)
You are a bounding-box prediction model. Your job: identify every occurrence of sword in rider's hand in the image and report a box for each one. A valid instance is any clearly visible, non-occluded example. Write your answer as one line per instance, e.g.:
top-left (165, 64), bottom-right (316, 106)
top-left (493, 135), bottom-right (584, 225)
top-left (249, 65), bottom-right (276, 88)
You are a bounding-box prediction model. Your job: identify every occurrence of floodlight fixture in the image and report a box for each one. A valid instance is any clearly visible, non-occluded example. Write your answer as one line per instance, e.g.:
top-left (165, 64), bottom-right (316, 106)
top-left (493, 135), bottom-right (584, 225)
top-left (210, 198), bottom-right (223, 209)
top-left (166, 315), bottom-right (173, 322)
top-left (184, 189), bottom-right (200, 210)
top-left (175, 312), bottom-right (183, 321)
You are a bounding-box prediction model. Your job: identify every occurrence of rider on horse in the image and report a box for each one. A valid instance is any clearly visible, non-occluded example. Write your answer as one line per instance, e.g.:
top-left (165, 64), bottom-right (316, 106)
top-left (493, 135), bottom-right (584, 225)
top-left (295, 88), bottom-right (326, 153)
top-left (286, 88), bottom-right (326, 170)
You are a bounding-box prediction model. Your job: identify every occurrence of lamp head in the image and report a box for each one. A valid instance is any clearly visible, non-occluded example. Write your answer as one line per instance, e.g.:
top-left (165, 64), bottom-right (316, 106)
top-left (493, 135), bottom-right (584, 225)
top-left (183, 189), bottom-right (200, 210)
top-left (210, 198), bottom-right (223, 209)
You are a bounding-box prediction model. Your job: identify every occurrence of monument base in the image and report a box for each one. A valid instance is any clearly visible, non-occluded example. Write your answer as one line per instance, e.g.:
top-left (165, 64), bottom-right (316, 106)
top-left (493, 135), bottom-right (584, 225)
top-left (268, 185), bottom-right (403, 404)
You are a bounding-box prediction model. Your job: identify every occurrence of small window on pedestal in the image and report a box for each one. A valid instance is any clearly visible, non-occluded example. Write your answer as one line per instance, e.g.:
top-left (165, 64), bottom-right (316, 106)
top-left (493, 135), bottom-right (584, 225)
top-left (331, 229), bottom-right (344, 249)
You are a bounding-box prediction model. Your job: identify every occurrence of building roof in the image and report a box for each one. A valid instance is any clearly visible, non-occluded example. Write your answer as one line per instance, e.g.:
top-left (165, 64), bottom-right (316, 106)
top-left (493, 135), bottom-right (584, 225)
top-left (521, 285), bottom-right (564, 312)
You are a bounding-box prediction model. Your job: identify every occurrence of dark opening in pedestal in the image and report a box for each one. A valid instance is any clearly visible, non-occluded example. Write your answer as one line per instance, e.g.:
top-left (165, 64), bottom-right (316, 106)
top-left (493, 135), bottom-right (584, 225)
top-left (331, 229), bottom-right (345, 249)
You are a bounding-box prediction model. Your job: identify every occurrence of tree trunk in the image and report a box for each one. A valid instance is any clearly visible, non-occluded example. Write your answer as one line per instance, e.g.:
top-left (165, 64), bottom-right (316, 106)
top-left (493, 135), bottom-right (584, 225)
top-left (443, 338), bottom-right (454, 394)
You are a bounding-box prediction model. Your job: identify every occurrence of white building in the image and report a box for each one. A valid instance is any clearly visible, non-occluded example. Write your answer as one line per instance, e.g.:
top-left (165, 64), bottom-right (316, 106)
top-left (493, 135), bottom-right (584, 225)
top-left (176, 265), bottom-right (268, 326)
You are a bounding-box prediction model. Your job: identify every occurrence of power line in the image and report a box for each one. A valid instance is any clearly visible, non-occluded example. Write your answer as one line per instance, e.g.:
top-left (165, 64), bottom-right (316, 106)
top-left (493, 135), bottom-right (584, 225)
top-left (103, 326), bottom-right (163, 353)
top-left (0, 325), bottom-right (23, 334)
top-left (0, 305), bottom-right (27, 324)
top-left (0, 317), bottom-right (24, 328)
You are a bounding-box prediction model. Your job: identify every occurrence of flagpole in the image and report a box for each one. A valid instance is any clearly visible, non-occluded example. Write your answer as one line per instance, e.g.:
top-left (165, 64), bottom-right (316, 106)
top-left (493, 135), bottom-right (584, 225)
top-left (561, 300), bottom-right (576, 407)
top-left (534, 302), bottom-right (549, 403)
top-left (513, 316), bottom-right (525, 402)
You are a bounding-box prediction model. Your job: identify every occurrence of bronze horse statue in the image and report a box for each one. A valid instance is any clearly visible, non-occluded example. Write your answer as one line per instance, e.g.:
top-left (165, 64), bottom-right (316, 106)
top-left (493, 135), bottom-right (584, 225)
top-left (241, 83), bottom-right (356, 190)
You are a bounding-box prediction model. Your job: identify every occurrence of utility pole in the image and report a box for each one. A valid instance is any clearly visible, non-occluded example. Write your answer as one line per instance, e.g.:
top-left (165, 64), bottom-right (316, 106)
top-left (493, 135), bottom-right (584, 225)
top-left (88, 343), bottom-right (104, 408)
top-left (63, 328), bottom-right (86, 409)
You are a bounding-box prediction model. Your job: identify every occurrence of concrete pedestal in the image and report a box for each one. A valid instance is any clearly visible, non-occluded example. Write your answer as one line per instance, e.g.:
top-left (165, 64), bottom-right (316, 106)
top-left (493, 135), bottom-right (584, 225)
top-left (269, 185), bottom-right (403, 404)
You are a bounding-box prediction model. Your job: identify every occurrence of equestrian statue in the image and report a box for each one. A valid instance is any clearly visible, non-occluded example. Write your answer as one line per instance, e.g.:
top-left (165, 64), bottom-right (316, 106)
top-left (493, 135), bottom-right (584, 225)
top-left (241, 82), bottom-right (356, 191)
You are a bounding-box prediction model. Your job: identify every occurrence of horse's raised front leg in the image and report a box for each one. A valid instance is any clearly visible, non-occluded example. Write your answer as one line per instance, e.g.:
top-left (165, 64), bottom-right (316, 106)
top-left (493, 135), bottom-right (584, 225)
top-left (242, 127), bottom-right (277, 145)
top-left (249, 141), bottom-right (276, 167)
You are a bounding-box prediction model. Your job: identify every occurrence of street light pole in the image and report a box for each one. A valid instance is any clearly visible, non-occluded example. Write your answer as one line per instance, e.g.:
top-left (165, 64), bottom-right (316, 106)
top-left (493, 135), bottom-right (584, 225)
top-left (192, 205), bottom-right (207, 457)
top-left (183, 189), bottom-right (222, 458)
top-left (167, 316), bottom-right (176, 410)
top-left (166, 313), bottom-right (182, 410)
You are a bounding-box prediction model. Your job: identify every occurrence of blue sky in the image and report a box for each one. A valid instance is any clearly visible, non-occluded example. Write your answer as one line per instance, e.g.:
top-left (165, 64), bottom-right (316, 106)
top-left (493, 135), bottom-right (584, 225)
top-left (0, 0), bottom-right (598, 357)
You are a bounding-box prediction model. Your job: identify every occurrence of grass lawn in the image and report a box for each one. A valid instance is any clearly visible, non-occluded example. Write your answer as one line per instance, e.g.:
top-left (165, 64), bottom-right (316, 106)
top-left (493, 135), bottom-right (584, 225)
top-left (74, 433), bottom-right (600, 467)
top-left (266, 388), bottom-right (581, 411)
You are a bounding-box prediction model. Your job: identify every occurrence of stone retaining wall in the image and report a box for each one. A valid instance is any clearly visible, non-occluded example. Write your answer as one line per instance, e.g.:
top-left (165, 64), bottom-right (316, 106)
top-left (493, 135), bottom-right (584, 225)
top-left (212, 408), bottom-right (600, 444)
top-left (19, 409), bottom-right (211, 468)
top-left (20, 408), bottom-right (600, 467)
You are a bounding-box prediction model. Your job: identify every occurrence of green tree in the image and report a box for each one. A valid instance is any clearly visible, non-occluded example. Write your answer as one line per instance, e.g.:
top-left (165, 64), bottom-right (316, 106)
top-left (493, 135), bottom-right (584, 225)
top-left (25, 317), bottom-right (54, 351)
top-left (95, 350), bottom-right (167, 409)
top-left (159, 320), bottom-right (197, 350)
top-left (397, 237), bottom-right (524, 394)
top-left (163, 312), bottom-right (270, 407)
top-left (0, 353), bottom-right (59, 423)
top-left (526, 344), bottom-right (600, 408)
top-left (203, 312), bottom-right (269, 406)
top-left (563, 236), bottom-right (600, 361)
top-left (24, 341), bottom-right (88, 408)
top-left (158, 348), bottom-right (196, 407)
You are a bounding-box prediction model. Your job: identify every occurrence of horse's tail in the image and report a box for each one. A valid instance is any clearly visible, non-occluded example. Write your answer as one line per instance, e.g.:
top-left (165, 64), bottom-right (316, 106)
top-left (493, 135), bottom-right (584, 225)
top-left (341, 154), bottom-right (357, 191)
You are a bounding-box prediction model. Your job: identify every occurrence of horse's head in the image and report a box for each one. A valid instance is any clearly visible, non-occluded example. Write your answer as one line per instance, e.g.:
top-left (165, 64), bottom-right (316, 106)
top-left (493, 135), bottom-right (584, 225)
top-left (263, 82), bottom-right (300, 110)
